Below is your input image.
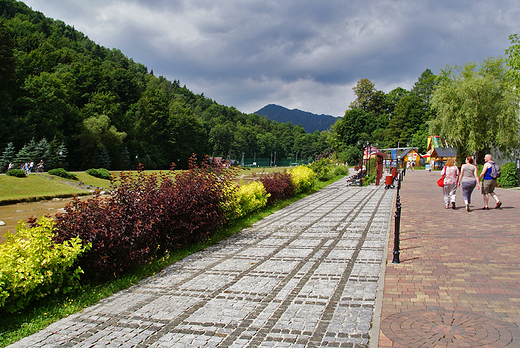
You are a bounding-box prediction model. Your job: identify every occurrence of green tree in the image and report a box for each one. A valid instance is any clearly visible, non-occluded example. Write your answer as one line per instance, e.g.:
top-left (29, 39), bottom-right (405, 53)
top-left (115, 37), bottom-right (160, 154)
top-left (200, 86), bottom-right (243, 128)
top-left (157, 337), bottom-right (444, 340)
top-left (34, 137), bottom-right (51, 164)
top-left (167, 102), bottom-right (208, 169)
top-left (80, 114), bottom-right (126, 169)
top-left (98, 147), bottom-right (111, 169)
top-left (119, 145), bottom-right (131, 170)
top-left (19, 72), bottom-right (76, 141)
top-left (0, 142), bottom-right (16, 172)
top-left (385, 87), bottom-right (411, 122)
top-left (0, 21), bottom-right (15, 89)
top-left (81, 92), bottom-right (124, 130)
top-left (430, 57), bottom-right (520, 162)
top-left (412, 69), bottom-right (437, 105)
top-left (386, 95), bottom-right (423, 147)
top-left (333, 109), bottom-right (373, 146)
top-left (126, 89), bottom-right (168, 168)
top-left (336, 145), bottom-right (362, 165)
top-left (14, 139), bottom-right (37, 166)
top-left (256, 132), bottom-right (277, 158)
top-left (505, 34), bottom-right (520, 88)
top-left (349, 78), bottom-right (376, 111)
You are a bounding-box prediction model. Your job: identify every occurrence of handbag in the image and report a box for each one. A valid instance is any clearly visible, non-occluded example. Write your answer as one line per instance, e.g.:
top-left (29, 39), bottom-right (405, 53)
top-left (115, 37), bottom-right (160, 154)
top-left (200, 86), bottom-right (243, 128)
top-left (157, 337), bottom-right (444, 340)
top-left (437, 176), bottom-right (444, 187)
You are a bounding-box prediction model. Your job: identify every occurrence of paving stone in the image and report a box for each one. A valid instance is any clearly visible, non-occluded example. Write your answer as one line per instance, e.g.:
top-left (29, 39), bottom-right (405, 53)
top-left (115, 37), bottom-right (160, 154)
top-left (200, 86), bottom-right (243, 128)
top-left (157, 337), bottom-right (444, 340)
top-left (379, 170), bottom-right (520, 347)
top-left (8, 178), bottom-right (395, 348)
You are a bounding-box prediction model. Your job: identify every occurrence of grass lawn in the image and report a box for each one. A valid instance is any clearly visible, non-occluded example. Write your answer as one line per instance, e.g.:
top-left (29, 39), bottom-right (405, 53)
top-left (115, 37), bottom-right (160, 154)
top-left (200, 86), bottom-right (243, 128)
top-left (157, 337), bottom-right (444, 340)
top-left (0, 174), bottom-right (88, 204)
top-left (0, 167), bottom-right (292, 205)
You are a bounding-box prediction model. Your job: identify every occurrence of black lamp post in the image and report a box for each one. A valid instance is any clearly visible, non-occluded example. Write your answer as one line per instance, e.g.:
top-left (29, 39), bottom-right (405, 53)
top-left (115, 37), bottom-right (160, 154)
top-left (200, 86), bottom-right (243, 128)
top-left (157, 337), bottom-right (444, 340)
top-left (516, 158), bottom-right (520, 186)
top-left (367, 142), bottom-right (372, 179)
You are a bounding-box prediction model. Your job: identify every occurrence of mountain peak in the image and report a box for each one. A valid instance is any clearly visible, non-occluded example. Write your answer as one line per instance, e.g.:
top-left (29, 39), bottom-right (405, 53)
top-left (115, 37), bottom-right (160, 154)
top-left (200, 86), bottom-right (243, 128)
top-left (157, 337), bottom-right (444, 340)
top-left (254, 105), bottom-right (338, 133)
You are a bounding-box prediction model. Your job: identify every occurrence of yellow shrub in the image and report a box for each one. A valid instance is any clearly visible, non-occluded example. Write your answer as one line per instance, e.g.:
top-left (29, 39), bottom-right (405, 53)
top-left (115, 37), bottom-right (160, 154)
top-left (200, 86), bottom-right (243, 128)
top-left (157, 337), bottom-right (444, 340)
top-left (0, 216), bottom-right (90, 312)
top-left (236, 181), bottom-right (270, 217)
top-left (289, 166), bottom-right (316, 193)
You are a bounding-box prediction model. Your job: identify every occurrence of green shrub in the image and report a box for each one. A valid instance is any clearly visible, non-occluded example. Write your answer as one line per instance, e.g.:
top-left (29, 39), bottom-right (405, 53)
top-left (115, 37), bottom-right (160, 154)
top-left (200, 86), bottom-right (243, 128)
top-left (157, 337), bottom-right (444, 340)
top-left (289, 166), bottom-right (316, 193)
top-left (5, 169), bottom-right (26, 177)
top-left (86, 168), bottom-right (112, 180)
top-left (235, 181), bottom-right (270, 217)
top-left (0, 216), bottom-right (90, 313)
top-left (48, 168), bottom-right (77, 180)
top-left (317, 166), bottom-right (333, 181)
top-left (363, 157), bottom-right (377, 186)
top-left (308, 158), bottom-right (332, 180)
top-left (497, 162), bottom-right (518, 188)
top-left (333, 165), bottom-right (350, 176)
top-left (363, 172), bottom-right (376, 186)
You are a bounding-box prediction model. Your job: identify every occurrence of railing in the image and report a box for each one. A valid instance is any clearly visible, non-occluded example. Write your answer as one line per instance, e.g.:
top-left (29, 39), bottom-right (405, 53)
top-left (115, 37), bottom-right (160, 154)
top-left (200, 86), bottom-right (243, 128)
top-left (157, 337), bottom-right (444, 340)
top-left (392, 170), bottom-right (403, 264)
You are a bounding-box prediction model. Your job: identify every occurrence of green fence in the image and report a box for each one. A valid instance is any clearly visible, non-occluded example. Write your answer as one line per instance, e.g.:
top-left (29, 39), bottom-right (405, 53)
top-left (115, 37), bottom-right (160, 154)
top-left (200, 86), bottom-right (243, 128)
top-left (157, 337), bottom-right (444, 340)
top-left (238, 157), bottom-right (314, 167)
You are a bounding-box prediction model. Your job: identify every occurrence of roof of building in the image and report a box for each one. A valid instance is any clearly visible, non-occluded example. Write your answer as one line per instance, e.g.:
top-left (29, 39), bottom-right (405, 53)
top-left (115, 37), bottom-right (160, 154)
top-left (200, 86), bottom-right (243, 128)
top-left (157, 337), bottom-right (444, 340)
top-left (433, 147), bottom-right (457, 158)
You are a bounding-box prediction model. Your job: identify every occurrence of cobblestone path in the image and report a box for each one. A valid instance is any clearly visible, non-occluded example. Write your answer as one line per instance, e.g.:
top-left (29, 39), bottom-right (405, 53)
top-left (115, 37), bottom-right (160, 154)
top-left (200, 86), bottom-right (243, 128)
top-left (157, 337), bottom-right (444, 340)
top-left (10, 180), bottom-right (395, 348)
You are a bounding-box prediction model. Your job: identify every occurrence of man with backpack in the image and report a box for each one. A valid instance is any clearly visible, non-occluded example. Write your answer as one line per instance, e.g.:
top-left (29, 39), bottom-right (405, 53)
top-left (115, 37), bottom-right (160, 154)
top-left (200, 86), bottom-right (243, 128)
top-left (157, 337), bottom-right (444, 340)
top-left (479, 154), bottom-right (502, 210)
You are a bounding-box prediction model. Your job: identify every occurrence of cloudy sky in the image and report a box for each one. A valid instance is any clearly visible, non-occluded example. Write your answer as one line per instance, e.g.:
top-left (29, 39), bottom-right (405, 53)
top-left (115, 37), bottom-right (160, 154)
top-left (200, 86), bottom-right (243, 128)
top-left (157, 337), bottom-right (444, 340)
top-left (22, 0), bottom-right (519, 116)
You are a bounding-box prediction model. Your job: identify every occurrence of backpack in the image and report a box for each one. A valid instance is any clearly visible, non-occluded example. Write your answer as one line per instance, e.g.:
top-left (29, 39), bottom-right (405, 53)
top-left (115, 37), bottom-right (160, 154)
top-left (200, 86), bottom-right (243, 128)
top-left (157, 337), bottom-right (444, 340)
top-left (490, 162), bottom-right (501, 179)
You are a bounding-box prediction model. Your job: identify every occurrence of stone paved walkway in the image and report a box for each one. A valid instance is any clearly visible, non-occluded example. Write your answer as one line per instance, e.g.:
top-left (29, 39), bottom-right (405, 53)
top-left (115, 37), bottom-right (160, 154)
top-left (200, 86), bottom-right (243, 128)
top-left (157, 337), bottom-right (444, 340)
top-left (9, 179), bottom-right (395, 348)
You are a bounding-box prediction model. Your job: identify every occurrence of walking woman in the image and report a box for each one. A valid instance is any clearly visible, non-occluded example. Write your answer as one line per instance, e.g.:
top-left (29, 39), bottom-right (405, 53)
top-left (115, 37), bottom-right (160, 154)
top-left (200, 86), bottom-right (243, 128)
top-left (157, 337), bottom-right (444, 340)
top-left (441, 158), bottom-right (459, 209)
top-left (458, 156), bottom-right (480, 212)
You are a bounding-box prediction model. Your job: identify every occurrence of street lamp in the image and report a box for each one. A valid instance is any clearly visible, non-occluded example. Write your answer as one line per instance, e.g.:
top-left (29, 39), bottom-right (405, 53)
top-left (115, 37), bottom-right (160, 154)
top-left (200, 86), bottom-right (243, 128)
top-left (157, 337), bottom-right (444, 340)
top-left (367, 142), bottom-right (372, 179)
top-left (55, 150), bottom-right (63, 169)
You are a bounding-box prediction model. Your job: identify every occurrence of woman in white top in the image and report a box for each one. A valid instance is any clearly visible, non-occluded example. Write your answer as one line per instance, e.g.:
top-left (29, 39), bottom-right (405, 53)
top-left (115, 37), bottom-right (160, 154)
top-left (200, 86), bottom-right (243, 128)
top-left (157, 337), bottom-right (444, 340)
top-left (458, 156), bottom-right (480, 212)
top-left (441, 158), bottom-right (460, 209)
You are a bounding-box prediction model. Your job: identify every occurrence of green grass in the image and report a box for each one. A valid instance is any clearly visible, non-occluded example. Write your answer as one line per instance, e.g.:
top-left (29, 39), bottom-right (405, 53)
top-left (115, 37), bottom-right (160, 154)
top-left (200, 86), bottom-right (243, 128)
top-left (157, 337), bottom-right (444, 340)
top-left (0, 174), bottom-right (89, 204)
top-left (0, 167), bottom-right (293, 205)
top-left (0, 173), bottom-right (347, 347)
top-left (72, 172), bottom-right (113, 189)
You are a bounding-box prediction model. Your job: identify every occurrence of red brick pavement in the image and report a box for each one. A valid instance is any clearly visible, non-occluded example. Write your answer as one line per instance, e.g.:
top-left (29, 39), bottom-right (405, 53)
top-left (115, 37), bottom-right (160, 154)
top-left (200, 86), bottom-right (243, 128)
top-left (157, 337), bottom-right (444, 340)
top-left (378, 170), bottom-right (520, 348)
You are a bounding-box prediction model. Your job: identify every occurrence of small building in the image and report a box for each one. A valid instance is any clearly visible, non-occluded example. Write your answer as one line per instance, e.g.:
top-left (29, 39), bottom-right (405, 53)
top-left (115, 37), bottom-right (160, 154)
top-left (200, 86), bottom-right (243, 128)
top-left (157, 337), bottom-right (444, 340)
top-left (399, 148), bottom-right (420, 168)
top-left (430, 147), bottom-right (457, 169)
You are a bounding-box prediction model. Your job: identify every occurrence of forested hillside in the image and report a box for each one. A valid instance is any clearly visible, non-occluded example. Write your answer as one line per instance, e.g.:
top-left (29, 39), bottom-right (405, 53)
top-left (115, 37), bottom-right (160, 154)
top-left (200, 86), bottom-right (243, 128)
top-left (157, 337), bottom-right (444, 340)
top-left (254, 104), bottom-right (338, 133)
top-left (0, 0), bottom-right (331, 170)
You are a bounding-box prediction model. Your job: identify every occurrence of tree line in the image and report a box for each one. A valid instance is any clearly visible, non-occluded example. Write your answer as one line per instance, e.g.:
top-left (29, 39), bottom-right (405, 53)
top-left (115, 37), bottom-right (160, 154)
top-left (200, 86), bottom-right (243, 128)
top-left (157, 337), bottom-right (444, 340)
top-left (0, 0), bottom-right (330, 171)
top-left (1, 0), bottom-right (518, 171)
top-left (332, 56), bottom-right (519, 165)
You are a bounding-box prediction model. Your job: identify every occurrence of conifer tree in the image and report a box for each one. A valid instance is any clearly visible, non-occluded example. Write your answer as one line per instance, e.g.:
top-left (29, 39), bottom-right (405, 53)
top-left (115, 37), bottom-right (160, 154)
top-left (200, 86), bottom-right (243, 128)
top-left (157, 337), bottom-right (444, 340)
top-left (98, 147), bottom-right (111, 169)
top-left (0, 142), bottom-right (16, 172)
top-left (14, 139), bottom-right (37, 166)
top-left (120, 146), bottom-right (131, 170)
top-left (34, 137), bottom-right (51, 164)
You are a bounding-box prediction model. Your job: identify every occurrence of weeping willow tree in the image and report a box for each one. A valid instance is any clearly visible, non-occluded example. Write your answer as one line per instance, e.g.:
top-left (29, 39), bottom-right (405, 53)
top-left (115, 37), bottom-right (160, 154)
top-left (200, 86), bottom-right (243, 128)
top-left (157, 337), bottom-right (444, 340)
top-left (506, 34), bottom-right (520, 88)
top-left (429, 57), bottom-right (520, 164)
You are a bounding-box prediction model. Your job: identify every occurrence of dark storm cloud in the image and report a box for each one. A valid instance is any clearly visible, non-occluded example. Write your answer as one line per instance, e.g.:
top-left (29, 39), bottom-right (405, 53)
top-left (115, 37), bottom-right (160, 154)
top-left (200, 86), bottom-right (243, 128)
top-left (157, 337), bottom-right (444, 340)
top-left (22, 0), bottom-right (520, 115)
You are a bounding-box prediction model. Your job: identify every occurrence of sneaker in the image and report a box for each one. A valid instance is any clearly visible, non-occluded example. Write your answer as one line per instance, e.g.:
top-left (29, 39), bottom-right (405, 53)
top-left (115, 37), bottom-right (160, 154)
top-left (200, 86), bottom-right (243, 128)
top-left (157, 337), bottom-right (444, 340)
top-left (495, 201), bottom-right (502, 209)
top-left (452, 202), bottom-right (456, 210)
top-left (466, 204), bottom-right (471, 212)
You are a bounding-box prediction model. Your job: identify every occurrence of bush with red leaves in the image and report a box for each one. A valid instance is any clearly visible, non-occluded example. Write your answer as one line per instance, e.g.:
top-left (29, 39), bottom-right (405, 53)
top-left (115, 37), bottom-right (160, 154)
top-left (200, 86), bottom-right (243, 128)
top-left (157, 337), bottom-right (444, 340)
top-left (259, 172), bottom-right (295, 205)
top-left (52, 155), bottom-right (237, 280)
